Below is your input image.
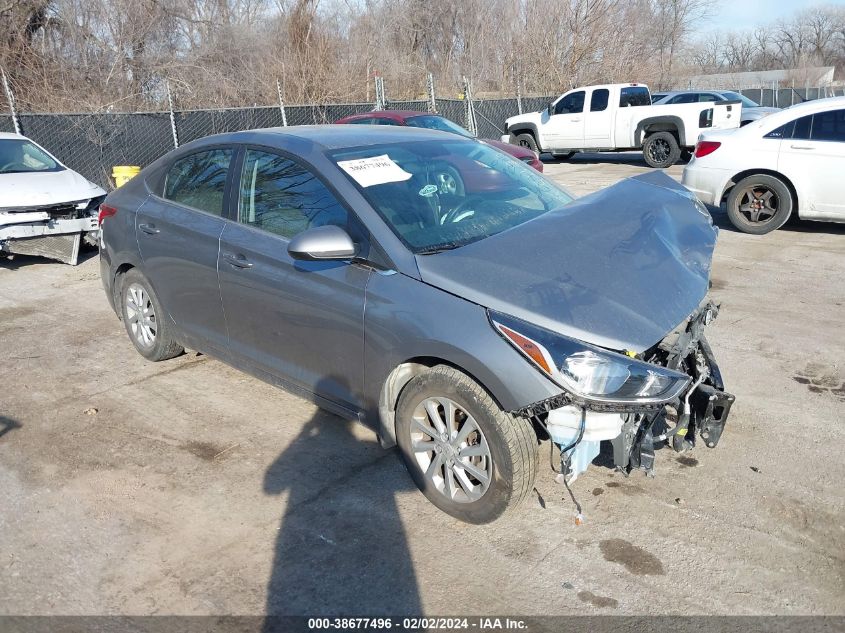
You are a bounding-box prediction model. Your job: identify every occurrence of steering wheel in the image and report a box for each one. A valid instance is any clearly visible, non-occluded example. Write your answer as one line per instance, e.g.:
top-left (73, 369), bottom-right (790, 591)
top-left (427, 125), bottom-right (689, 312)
top-left (440, 195), bottom-right (486, 225)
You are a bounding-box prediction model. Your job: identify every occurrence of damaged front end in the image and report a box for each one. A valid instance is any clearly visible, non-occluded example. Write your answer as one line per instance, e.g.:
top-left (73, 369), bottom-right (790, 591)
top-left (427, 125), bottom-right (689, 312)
top-left (0, 197), bottom-right (103, 265)
top-left (499, 301), bottom-right (735, 481)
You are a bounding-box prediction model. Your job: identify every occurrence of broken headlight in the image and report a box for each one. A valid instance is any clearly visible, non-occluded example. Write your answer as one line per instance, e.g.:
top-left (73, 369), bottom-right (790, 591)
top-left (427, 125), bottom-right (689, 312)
top-left (490, 311), bottom-right (691, 405)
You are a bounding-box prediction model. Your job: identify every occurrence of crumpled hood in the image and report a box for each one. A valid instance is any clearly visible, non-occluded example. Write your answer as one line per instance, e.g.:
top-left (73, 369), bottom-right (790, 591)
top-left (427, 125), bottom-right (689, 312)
top-left (0, 168), bottom-right (105, 208)
top-left (415, 171), bottom-right (717, 352)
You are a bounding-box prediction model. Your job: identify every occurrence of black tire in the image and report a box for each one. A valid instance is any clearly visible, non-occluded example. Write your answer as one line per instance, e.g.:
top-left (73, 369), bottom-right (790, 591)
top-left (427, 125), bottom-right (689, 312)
top-left (642, 131), bottom-right (681, 168)
top-left (514, 133), bottom-right (540, 154)
top-left (119, 268), bottom-right (184, 361)
top-left (726, 174), bottom-right (793, 235)
top-left (395, 365), bottom-right (538, 524)
top-left (552, 152), bottom-right (575, 160)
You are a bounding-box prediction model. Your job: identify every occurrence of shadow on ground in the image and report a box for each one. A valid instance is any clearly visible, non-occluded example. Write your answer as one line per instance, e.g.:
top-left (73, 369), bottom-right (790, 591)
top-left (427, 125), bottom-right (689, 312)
top-left (262, 378), bottom-right (421, 623)
top-left (0, 415), bottom-right (22, 439)
top-left (0, 246), bottom-right (98, 270)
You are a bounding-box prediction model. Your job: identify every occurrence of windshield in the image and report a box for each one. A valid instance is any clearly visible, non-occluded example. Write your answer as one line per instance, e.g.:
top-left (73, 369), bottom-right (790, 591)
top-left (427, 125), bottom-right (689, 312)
top-left (0, 139), bottom-right (63, 174)
top-left (405, 115), bottom-right (473, 138)
top-left (331, 140), bottom-right (573, 254)
top-left (720, 92), bottom-right (759, 108)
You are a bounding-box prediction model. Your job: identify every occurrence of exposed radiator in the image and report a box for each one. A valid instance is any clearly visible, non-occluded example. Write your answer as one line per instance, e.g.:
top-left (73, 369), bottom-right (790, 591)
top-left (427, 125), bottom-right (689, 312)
top-left (3, 233), bottom-right (82, 265)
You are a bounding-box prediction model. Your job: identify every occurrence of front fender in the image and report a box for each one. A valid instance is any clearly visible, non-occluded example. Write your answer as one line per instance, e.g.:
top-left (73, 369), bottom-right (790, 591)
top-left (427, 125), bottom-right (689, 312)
top-left (363, 272), bottom-right (560, 447)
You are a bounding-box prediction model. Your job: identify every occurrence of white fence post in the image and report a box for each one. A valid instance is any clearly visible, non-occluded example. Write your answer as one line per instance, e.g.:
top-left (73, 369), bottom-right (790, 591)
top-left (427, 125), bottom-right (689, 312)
top-left (166, 81), bottom-right (179, 148)
top-left (463, 76), bottom-right (477, 137)
top-left (1, 68), bottom-right (21, 135)
top-left (427, 72), bottom-right (436, 113)
top-left (277, 79), bottom-right (288, 127)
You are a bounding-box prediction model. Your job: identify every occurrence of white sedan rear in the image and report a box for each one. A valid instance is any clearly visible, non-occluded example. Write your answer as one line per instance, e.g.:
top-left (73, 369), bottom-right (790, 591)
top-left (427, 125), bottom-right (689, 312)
top-left (682, 96), bottom-right (845, 234)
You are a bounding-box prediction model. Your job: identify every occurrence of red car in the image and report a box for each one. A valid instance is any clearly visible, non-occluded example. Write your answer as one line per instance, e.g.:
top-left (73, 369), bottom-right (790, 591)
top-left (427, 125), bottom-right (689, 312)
top-left (335, 110), bottom-right (543, 172)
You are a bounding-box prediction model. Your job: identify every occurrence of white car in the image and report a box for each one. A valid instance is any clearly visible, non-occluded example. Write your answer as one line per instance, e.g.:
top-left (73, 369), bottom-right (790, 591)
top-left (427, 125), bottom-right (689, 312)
top-left (0, 132), bottom-right (106, 264)
top-left (683, 97), bottom-right (845, 234)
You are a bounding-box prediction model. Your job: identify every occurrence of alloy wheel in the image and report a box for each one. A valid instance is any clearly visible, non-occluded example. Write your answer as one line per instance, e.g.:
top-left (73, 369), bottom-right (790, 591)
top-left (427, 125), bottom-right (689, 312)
top-left (125, 283), bottom-right (157, 348)
top-left (409, 397), bottom-right (492, 503)
top-left (736, 185), bottom-right (779, 224)
top-left (647, 138), bottom-right (670, 164)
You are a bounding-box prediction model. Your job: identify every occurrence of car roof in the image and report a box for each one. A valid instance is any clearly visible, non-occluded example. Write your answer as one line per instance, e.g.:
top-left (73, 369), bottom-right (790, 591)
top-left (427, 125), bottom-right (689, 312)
top-left (0, 132), bottom-right (26, 140)
top-left (190, 124), bottom-right (462, 150)
top-left (757, 95), bottom-right (845, 122)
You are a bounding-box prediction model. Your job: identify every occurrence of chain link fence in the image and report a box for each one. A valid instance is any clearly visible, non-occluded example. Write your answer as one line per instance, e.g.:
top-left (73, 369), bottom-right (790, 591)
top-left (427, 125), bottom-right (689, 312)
top-left (2, 85), bottom-right (843, 190)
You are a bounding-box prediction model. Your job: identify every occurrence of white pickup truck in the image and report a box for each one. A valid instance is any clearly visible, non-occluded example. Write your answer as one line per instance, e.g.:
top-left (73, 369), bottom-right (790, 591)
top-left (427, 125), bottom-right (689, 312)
top-left (504, 83), bottom-right (742, 168)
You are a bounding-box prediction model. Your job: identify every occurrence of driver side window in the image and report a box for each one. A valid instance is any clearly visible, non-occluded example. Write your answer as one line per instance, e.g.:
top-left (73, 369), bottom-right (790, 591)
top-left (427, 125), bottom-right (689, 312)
top-left (238, 149), bottom-right (348, 240)
top-left (554, 91), bottom-right (585, 115)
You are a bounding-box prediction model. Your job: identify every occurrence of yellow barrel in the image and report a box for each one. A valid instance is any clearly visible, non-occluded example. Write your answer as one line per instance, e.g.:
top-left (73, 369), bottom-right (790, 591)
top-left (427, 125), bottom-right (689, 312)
top-left (112, 165), bottom-right (141, 188)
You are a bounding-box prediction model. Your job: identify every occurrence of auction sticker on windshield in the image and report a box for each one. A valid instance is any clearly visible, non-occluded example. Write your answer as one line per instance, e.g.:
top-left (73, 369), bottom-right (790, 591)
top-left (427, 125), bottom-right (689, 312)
top-left (337, 154), bottom-right (413, 188)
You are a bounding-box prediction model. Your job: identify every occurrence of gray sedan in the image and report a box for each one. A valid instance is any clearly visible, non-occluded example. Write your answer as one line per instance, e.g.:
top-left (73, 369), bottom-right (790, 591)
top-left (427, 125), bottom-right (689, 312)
top-left (98, 126), bottom-right (734, 523)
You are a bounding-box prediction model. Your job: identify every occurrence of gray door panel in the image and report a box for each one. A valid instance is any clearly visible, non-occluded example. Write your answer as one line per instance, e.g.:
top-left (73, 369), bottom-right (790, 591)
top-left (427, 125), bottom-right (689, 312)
top-left (135, 198), bottom-right (228, 352)
top-left (218, 223), bottom-right (370, 408)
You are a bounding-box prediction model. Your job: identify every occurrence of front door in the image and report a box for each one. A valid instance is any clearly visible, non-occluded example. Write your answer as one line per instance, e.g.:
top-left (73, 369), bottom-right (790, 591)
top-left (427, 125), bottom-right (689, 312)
top-left (778, 108), bottom-right (845, 219)
top-left (542, 90), bottom-right (586, 150)
top-left (135, 147), bottom-right (233, 353)
top-left (218, 147), bottom-right (371, 409)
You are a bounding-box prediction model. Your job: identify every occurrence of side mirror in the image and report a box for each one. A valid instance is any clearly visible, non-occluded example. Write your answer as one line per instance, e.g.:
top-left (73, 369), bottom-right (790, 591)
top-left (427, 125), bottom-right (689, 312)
top-left (547, 103), bottom-right (554, 116)
top-left (288, 225), bottom-right (356, 261)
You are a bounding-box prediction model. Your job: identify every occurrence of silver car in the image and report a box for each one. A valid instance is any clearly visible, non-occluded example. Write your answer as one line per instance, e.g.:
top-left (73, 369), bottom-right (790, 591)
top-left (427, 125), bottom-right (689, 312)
top-left (652, 90), bottom-right (779, 126)
top-left (99, 126), bottom-right (734, 523)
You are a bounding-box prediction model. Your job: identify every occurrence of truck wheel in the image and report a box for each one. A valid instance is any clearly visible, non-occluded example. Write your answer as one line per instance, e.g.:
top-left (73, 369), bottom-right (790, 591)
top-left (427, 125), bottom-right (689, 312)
top-left (395, 365), bottom-right (538, 524)
top-left (726, 174), bottom-right (793, 235)
top-left (120, 269), bottom-right (184, 361)
top-left (514, 133), bottom-right (540, 154)
top-left (643, 131), bottom-right (681, 168)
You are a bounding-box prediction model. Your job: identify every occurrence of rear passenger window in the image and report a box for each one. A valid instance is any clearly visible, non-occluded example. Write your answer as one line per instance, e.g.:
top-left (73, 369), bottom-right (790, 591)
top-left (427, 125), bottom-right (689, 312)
top-left (590, 89), bottom-right (609, 112)
top-left (811, 109), bottom-right (845, 142)
top-left (164, 149), bottom-right (232, 215)
top-left (765, 121), bottom-right (794, 139)
top-left (792, 115), bottom-right (813, 140)
top-left (619, 87), bottom-right (650, 107)
top-left (238, 149), bottom-right (348, 239)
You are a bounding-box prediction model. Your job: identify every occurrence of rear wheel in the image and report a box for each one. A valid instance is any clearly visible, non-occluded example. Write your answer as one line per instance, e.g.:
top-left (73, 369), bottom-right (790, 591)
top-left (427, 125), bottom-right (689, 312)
top-left (120, 269), bottom-right (184, 361)
top-left (514, 133), bottom-right (539, 154)
top-left (395, 365), bottom-right (538, 524)
top-left (726, 174), bottom-right (793, 235)
top-left (642, 131), bottom-right (681, 168)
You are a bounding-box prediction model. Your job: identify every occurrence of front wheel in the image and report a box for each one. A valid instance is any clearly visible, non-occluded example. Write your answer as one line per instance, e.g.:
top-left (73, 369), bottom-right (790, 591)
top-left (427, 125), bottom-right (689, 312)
top-left (395, 365), bottom-right (538, 524)
top-left (642, 131), bottom-right (681, 168)
top-left (514, 133), bottom-right (540, 154)
top-left (726, 174), bottom-right (793, 234)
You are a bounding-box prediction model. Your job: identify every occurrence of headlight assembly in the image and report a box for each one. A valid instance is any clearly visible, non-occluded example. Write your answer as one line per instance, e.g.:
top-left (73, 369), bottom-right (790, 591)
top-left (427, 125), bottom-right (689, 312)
top-left (490, 311), bottom-right (690, 405)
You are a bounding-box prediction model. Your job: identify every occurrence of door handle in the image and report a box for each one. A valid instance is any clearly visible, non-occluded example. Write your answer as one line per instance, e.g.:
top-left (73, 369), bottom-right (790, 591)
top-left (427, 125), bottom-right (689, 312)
top-left (571, 118), bottom-right (582, 122)
top-left (222, 252), bottom-right (254, 269)
top-left (790, 144), bottom-right (814, 150)
top-left (138, 223), bottom-right (160, 235)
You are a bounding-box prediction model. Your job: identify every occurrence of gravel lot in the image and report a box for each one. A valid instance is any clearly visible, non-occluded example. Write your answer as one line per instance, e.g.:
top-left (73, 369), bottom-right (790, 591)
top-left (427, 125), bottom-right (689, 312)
top-left (1, 153), bottom-right (843, 617)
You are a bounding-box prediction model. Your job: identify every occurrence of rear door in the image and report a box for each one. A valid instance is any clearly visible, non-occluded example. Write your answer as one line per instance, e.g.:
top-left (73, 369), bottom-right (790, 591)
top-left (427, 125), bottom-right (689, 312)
top-left (542, 90), bottom-right (585, 150)
top-left (217, 146), bottom-right (371, 408)
top-left (136, 147), bottom-right (233, 353)
top-left (778, 109), bottom-right (845, 219)
top-left (583, 88), bottom-right (612, 148)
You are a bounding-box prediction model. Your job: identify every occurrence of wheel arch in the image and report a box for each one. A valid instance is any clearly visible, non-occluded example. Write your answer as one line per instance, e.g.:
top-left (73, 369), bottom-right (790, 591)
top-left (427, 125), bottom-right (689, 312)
top-left (377, 356), bottom-right (508, 449)
top-left (636, 116), bottom-right (685, 147)
top-left (721, 169), bottom-right (800, 215)
top-left (507, 124), bottom-right (541, 150)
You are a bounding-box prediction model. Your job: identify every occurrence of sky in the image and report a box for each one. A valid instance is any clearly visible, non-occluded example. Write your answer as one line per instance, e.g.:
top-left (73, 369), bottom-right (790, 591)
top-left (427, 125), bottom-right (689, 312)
top-left (705, 0), bottom-right (845, 33)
